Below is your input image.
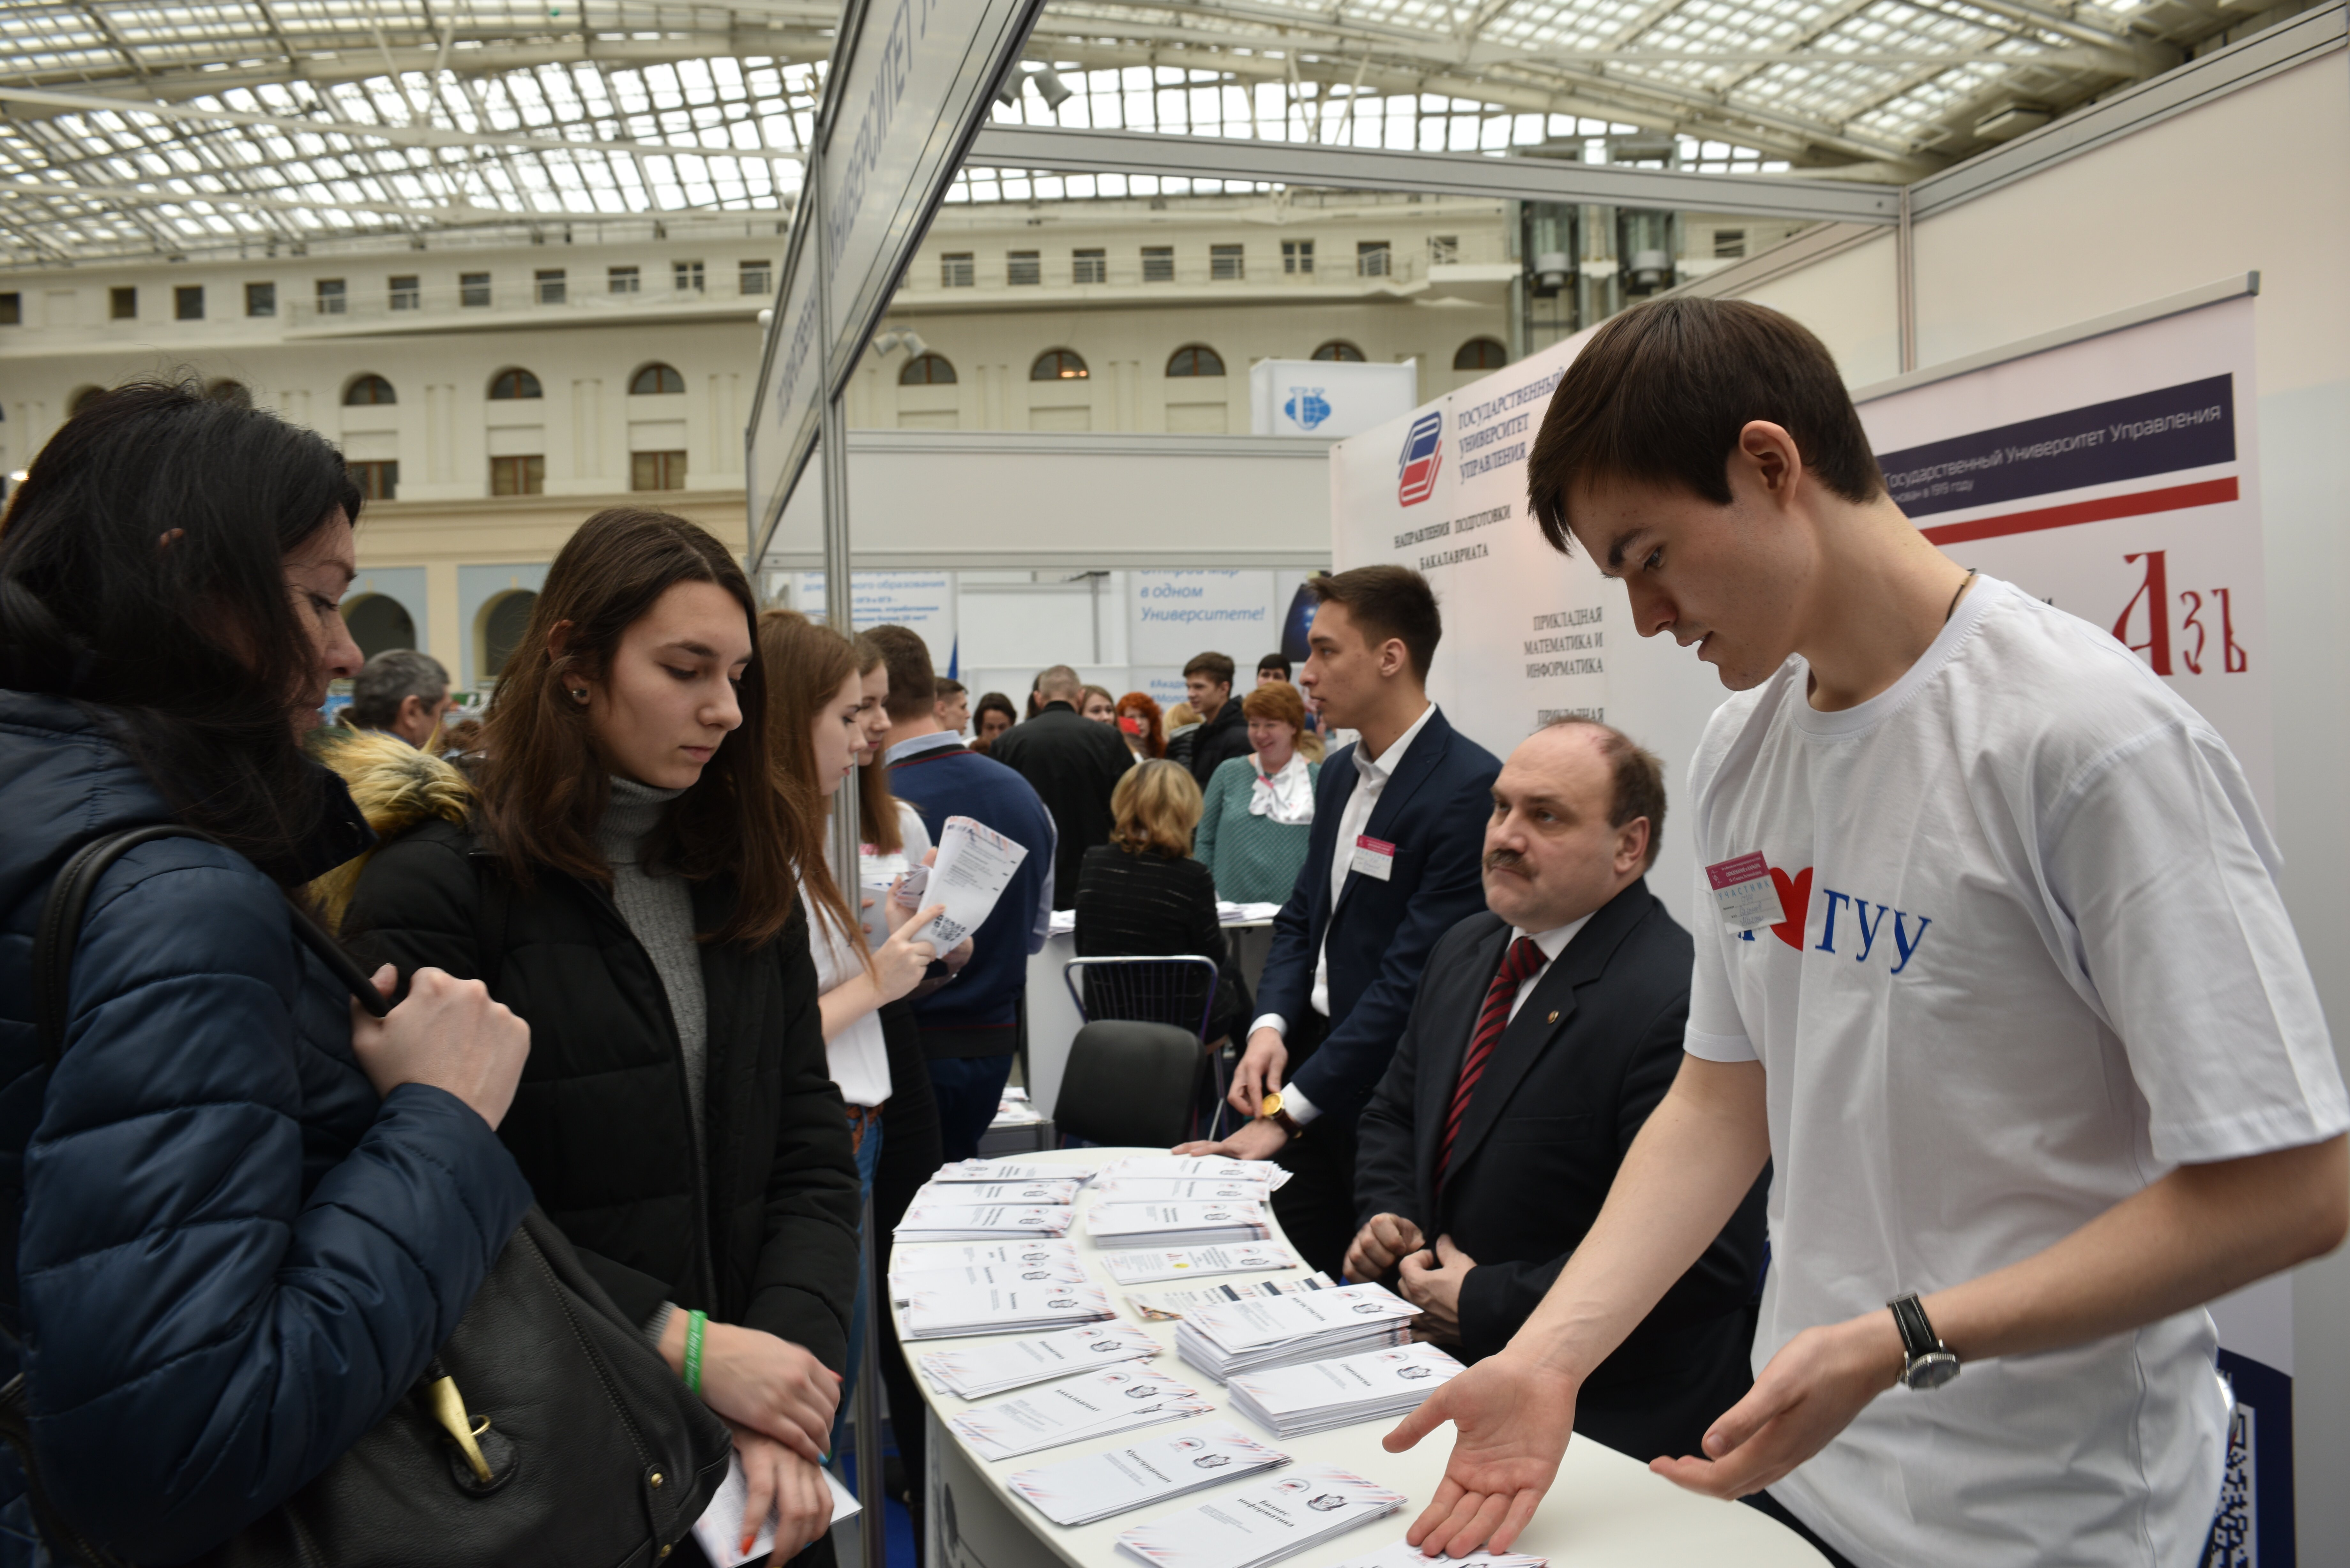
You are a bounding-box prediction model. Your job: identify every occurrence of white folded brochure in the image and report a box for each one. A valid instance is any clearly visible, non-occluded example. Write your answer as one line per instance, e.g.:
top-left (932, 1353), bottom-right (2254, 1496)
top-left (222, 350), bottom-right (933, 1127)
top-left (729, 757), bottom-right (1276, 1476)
top-left (1113, 1465), bottom-right (1408, 1568)
top-left (1096, 1156), bottom-right (1291, 1189)
top-left (909, 1178), bottom-right (1083, 1207)
top-left (690, 1454), bottom-right (860, 1567)
top-left (1225, 1341), bottom-right (1464, 1437)
top-left (1126, 1271), bottom-right (1336, 1323)
top-left (1093, 1178), bottom-right (1280, 1203)
top-left (1086, 1201), bottom-right (1271, 1248)
top-left (900, 1281), bottom-right (1118, 1339)
top-left (888, 1259), bottom-right (1091, 1305)
top-left (918, 1322), bottom-right (1162, 1399)
top-left (948, 1365), bottom-right (1215, 1461)
top-left (1330, 1544), bottom-right (1547, 1568)
top-left (1007, 1423), bottom-right (1292, 1527)
top-left (893, 1203), bottom-right (1073, 1242)
top-left (889, 1239), bottom-right (1080, 1278)
top-left (1176, 1282), bottom-right (1420, 1382)
top-left (917, 816), bottom-right (1029, 948)
top-left (929, 1158), bottom-right (1106, 1183)
top-left (1100, 1242), bottom-right (1300, 1286)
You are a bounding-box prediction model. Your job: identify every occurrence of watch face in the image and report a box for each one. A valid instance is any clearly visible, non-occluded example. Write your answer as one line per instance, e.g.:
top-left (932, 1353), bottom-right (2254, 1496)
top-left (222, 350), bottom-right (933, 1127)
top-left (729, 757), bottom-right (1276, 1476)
top-left (1261, 1092), bottom-right (1282, 1118)
top-left (1905, 1352), bottom-right (1961, 1391)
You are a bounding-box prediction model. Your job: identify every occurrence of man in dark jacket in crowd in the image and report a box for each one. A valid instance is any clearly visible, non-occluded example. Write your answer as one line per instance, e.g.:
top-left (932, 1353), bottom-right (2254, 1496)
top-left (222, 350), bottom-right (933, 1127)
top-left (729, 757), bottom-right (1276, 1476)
top-left (1181, 651), bottom-right (1253, 787)
top-left (864, 625), bottom-right (1058, 1164)
top-left (987, 664), bottom-right (1134, 908)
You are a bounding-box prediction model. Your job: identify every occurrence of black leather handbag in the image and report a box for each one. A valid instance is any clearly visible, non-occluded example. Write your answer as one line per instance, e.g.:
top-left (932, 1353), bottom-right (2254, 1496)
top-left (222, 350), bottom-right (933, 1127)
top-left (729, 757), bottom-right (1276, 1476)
top-left (0, 825), bottom-right (734, 1568)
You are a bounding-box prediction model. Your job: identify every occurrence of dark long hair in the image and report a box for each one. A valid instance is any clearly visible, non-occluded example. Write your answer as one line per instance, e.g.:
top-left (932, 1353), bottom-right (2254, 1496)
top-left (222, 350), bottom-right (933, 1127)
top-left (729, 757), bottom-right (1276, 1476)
top-left (472, 509), bottom-right (798, 947)
top-left (0, 379), bottom-right (362, 884)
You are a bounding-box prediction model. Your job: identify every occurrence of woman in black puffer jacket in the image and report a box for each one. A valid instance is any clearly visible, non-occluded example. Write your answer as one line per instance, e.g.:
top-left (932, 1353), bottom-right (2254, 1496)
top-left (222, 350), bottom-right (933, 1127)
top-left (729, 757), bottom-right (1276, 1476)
top-left (339, 509), bottom-right (857, 1567)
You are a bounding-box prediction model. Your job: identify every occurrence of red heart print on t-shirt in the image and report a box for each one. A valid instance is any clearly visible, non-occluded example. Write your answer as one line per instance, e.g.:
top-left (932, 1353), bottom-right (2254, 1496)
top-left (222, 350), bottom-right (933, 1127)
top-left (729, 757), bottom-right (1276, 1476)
top-left (1769, 867), bottom-right (1812, 950)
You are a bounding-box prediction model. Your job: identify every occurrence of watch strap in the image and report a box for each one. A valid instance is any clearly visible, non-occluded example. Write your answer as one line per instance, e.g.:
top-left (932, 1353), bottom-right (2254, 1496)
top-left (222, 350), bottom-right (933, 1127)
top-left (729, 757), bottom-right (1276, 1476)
top-left (1888, 1293), bottom-right (1939, 1360)
top-left (1265, 1107), bottom-right (1304, 1139)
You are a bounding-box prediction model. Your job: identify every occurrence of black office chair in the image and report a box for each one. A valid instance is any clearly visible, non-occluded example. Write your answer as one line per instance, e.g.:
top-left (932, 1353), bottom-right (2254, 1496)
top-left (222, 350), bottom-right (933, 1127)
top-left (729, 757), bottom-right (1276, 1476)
top-left (1063, 955), bottom-right (1229, 1140)
top-left (1052, 1019), bottom-right (1205, 1150)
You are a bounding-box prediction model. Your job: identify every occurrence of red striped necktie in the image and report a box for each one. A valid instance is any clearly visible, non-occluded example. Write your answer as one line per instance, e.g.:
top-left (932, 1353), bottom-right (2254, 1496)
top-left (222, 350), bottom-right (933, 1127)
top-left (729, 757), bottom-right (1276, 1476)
top-left (1437, 935), bottom-right (1546, 1187)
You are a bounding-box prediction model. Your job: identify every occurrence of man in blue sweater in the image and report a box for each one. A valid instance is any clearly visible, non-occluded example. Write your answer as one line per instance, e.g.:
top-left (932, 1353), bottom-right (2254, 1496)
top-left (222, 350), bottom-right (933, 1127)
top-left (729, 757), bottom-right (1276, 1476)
top-left (865, 624), bottom-right (1058, 1163)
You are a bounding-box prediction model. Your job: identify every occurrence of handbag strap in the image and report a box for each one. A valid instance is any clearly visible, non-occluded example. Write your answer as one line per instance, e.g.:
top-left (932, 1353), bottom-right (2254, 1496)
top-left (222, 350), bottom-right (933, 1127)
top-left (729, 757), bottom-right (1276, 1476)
top-left (33, 824), bottom-right (388, 1067)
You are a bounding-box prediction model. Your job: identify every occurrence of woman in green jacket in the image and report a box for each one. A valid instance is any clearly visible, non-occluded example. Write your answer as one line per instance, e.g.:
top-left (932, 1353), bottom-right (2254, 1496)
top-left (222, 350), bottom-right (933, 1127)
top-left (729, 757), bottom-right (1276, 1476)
top-left (1195, 681), bottom-right (1321, 905)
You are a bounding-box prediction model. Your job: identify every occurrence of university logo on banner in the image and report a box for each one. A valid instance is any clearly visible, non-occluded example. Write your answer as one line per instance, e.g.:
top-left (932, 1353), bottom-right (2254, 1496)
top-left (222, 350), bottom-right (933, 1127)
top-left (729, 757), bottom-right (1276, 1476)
top-left (1397, 411), bottom-right (1444, 506)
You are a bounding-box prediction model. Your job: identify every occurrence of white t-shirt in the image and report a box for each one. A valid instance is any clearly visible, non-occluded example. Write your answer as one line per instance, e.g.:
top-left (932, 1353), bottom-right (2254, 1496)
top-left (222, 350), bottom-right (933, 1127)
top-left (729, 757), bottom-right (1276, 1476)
top-left (1682, 576), bottom-right (2346, 1568)
top-left (809, 801), bottom-right (931, 1111)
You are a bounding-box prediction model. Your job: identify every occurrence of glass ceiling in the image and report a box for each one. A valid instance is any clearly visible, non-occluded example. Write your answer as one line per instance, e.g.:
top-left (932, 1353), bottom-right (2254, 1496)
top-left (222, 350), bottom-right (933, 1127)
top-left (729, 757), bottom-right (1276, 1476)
top-left (0, 0), bottom-right (2239, 265)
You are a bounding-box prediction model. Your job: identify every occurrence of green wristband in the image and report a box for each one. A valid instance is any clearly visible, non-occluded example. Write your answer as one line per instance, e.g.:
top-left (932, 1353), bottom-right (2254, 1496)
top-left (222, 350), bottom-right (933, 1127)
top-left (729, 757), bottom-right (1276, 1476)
top-left (683, 1309), bottom-right (707, 1395)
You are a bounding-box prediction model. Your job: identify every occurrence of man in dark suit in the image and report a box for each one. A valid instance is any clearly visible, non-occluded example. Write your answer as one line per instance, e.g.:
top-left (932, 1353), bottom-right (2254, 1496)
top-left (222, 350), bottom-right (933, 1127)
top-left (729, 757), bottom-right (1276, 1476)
top-left (1346, 719), bottom-right (1766, 1463)
top-left (985, 664), bottom-right (1134, 908)
top-left (1175, 566), bottom-right (1499, 1278)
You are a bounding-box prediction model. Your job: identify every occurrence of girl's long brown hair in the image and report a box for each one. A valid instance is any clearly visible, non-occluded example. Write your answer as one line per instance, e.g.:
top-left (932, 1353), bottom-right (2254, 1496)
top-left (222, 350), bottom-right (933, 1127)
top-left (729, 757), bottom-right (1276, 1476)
top-left (851, 631), bottom-right (904, 856)
top-left (473, 508), bottom-right (801, 947)
top-left (756, 609), bottom-right (869, 961)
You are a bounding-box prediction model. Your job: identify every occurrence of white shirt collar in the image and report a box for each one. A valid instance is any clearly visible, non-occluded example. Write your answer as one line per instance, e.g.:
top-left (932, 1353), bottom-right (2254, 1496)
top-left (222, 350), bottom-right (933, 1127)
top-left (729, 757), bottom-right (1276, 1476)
top-left (1514, 912), bottom-right (1592, 967)
top-left (1352, 700), bottom-right (1437, 788)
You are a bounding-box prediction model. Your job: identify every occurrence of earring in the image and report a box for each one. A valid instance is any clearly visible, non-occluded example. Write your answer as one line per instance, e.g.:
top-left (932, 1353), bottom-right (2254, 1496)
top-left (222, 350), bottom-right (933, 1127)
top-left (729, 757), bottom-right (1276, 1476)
top-left (569, 686), bottom-right (588, 703)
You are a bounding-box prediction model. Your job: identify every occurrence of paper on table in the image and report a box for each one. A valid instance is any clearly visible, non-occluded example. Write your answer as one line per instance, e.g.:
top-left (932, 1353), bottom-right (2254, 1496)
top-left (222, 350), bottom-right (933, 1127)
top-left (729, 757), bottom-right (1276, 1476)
top-left (888, 1259), bottom-right (1091, 1304)
top-left (948, 1365), bottom-right (1214, 1461)
top-left (1330, 1543), bottom-right (1547, 1568)
top-left (930, 1158), bottom-right (1107, 1183)
top-left (1127, 1271), bottom-right (1336, 1322)
top-left (910, 1179), bottom-right (1083, 1207)
top-left (1101, 1242), bottom-right (1300, 1286)
top-left (918, 815), bottom-right (1029, 948)
top-left (1097, 1156), bottom-right (1291, 1189)
top-left (889, 1239), bottom-right (1080, 1276)
top-left (1007, 1423), bottom-right (1292, 1527)
top-left (900, 1281), bottom-right (1117, 1338)
top-left (916, 1322), bottom-right (1161, 1398)
top-left (1113, 1465), bottom-right (1407, 1568)
top-left (1093, 1178), bottom-right (1278, 1203)
top-left (689, 1453), bottom-right (860, 1567)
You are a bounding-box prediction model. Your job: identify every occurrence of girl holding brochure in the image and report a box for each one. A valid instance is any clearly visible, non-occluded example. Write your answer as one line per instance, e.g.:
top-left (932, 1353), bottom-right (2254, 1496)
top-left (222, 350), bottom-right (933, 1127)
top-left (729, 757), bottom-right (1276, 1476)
top-left (342, 511), bottom-right (857, 1565)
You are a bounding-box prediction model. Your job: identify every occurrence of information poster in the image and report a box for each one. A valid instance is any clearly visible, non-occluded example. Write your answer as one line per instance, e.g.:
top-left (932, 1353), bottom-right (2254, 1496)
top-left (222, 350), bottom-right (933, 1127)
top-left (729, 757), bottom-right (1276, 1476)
top-left (793, 569), bottom-right (958, 666)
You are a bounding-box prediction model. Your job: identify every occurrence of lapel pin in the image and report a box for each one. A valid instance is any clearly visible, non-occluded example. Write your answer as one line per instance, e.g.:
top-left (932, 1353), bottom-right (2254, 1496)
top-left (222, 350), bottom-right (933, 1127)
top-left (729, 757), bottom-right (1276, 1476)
top-left (1546, 1010), bottom-right (1560, 1024)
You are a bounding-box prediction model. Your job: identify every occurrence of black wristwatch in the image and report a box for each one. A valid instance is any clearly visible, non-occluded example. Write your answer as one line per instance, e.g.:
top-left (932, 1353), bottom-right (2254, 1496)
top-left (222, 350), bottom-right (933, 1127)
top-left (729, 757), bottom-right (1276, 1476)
top-left (1888, 1293), bottom-right (1960, 1390)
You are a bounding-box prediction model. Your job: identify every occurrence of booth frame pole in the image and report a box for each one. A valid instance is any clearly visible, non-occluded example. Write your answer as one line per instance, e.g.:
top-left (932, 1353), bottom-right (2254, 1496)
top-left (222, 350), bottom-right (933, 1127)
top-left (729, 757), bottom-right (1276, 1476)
top-left (1895, 182), bottom-right (1917, 374)
top-left (810, 143), bottom-right (890, 1568)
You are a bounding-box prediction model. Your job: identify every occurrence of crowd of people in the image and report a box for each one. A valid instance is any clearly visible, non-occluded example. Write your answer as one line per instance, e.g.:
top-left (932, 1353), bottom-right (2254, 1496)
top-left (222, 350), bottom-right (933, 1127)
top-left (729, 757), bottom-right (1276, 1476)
top-left (0, 292), bottom-right (2342, 1568)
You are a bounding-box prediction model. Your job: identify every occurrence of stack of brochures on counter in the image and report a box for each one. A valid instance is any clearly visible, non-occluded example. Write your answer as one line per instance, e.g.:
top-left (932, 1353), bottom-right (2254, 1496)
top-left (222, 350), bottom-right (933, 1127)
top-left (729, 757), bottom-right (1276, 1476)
top-left (1007, 1423), bottom-right (1292, 1526)
top-left (1100, 1242), bottom-right (1299, 1286)
top-left (909, 1177), bottom-right (1083, 1208)
top-left (930, 1157), bottom-right (1105, 1183)
top-left (1094, 1155), bottom-right (1291, 1189)
top-left (1126, 1272), bottom-right (1335, 1323)
top-left (918, 1322), bottom-right (1162, 1400)
top-left (1226, 1341), bottom-right (1464, 1437)
top-left (1087, 1200), bottom-right (1271, 1248)
top-left (894, 1203), bottom-right (1074, 1242)
top-left (1092, 1176), bottom-right (1277, 1203)
top-left (889, 1238), bottom-right (1079, 1275)
top-left (899, 1281), bottom-right (1119, 1339)
top-left (946, 1365), bottom-right (1215, 1461)
top-left (1175, 1282), bottom-right (1420, 1382)
top-left (1112, 1465), bottom-right (1406, 1568)
top-left (887, 1257), bottom-right (1091, 1304)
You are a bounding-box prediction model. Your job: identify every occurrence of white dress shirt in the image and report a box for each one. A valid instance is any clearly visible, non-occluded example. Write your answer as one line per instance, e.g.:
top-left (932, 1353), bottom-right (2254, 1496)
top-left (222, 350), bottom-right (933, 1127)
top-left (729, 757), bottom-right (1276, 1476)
top-left (1250, 700), bottom-right (1438, 1125)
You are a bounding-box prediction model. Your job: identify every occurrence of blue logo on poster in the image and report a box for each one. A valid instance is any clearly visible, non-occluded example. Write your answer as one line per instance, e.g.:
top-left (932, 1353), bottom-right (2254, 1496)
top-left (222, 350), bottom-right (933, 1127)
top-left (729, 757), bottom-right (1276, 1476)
top-left (1284, 390), bottom-right (1331, 431)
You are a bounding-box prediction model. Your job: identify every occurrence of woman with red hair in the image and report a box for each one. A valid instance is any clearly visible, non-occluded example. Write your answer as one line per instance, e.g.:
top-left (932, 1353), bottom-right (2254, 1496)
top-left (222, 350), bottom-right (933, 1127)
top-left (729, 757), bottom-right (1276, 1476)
top-left (1115, 690), bottom-right (1166, 761)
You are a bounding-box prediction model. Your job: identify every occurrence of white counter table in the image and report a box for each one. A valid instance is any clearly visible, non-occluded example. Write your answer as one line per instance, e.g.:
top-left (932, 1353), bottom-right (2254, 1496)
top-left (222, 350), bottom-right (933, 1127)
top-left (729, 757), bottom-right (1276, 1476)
top-left (892, 1148), bottom-right (1824, 1568)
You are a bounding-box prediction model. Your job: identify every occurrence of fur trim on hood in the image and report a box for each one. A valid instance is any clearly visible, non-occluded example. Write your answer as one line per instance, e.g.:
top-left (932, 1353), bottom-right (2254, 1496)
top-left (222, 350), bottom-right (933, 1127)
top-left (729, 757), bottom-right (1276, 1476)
top-left (310, 727), bottom-right (473, 928)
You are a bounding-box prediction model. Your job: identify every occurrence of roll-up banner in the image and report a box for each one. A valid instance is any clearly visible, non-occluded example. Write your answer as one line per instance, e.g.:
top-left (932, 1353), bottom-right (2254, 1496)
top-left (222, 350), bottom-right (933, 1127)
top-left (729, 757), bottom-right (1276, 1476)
top-left (745, 0), bottom-right (1045, 563)
top-left (1332, 290), bottom-right (2288, 1564)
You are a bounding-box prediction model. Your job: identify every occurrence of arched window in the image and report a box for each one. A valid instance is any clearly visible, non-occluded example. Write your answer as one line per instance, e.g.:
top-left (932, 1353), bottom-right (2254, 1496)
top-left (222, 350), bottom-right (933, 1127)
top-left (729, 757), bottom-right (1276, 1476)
top-left (629, 363), bottom-right (685, 395)
top-left (342, 593), bottom-right (416, 660)
top-left (1030, 349), bottom-right (1088, 381)
top-left (68, 386), bottom-right (106, 415)
top-left (1310, 341), bottom-right (1366, 363)
top-left (1166, 344), bottom-right (1225, 378)
top-left (488, 367), bottom-right (543, 400)
top-left (900, 352), bottom-right (958, 386)
top-left (1453, 337), bottom-right (1508, 372)
top-left (344, 373), bottom-right (396, 406)
top-left (479, 590), bottom-right (538, 682)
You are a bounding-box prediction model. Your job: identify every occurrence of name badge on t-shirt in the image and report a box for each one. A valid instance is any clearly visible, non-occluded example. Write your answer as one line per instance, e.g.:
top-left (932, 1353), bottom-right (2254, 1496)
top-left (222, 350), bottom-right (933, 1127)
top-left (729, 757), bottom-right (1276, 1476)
top-left (1351, 834), bottom-right (1398, 882)
top-left (1706, 852), bottom-right (1780, 932)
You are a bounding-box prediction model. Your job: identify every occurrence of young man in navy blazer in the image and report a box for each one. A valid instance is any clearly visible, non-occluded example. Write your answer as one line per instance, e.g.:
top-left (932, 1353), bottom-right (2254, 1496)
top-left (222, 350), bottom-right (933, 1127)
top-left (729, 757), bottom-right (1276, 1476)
top-left (1176, 565), bottom-right (1500, 1277)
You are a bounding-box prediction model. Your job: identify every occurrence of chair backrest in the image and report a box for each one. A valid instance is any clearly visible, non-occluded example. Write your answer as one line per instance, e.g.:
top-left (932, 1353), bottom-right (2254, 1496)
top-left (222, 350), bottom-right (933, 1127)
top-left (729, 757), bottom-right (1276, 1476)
top-left (1063, 955), bottom-right (1220, 1043)
top-left (1052, 1020), bottom-right (1205, 1149)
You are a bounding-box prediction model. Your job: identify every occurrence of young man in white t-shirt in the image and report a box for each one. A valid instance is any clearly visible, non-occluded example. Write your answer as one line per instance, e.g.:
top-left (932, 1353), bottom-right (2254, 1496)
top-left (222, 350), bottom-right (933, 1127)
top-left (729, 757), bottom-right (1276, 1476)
top-left (1384, 298), bottom-right (2349, 1567)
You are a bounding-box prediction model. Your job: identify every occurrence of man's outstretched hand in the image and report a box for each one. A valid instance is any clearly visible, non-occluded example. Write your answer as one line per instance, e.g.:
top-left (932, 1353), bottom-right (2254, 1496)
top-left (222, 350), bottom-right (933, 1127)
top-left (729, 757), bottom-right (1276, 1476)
top-left (1382, 1352), bottom-right (1579, 1557)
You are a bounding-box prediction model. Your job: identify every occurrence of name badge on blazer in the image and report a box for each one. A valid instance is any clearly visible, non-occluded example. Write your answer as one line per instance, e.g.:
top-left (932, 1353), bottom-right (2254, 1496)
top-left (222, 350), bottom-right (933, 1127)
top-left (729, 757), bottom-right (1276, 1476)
top-left (1351, 835), bottom-right (1397, 882)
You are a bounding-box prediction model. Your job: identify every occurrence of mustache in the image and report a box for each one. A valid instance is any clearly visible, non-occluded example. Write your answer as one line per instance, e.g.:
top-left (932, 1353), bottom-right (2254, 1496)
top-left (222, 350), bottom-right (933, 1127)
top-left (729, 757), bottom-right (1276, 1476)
top-left (1484, 848), bottom-right (1529, 875)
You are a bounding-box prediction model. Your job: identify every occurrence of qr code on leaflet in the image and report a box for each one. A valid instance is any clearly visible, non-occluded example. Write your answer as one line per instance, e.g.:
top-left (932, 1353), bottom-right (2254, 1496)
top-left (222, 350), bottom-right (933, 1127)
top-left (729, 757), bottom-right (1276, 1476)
top-left (2200, 1400), bottom-right (2254, 1568)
